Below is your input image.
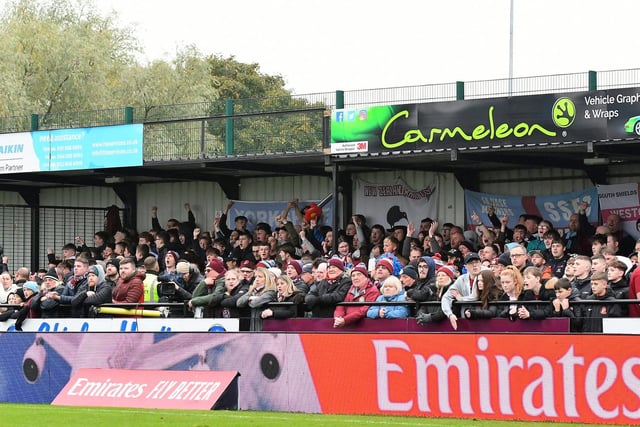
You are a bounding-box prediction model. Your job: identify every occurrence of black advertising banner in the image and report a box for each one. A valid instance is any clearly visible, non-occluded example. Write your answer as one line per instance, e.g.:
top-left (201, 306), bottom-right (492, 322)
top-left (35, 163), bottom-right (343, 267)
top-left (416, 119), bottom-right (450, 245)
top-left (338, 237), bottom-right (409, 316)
top-left (330, 87), bottom-right (640, 154)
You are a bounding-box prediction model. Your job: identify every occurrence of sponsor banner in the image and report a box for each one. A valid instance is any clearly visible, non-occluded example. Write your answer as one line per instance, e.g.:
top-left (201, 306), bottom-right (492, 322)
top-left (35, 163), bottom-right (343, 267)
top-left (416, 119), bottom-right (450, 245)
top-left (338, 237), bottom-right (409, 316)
top-left (465, 187), bottom-right (598, 230)
top-left (227, 199), bottom-right (334, 232)
top-left (354, 177), bottom-right (437, 231)
top-left (597, 183), bottom-right (640, 239)
top-left (0, 333), bottom-right (321, 412)
top-left (52, 368), bottom-right (239, 410)
top-left (331, 87), bottom-right (640, 154)
top-left (0, 318), bottom-right (239, 333)
top-left (603, 318), bottom-right (640, 334)
top-left (300, 333), bottom-right (640, 424)
top-left (0, 124), bottom-right (143, 174)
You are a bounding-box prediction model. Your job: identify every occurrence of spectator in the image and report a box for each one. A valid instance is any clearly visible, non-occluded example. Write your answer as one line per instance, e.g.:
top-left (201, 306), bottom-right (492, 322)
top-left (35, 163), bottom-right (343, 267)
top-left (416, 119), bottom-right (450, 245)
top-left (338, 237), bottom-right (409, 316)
top-left (0, 290), bottom-right (24, 322)
top-left (0, 271), bottom-right (17, 304)
top-left (188, 258), bottom-right (226, 317)
top-left (607, 259), bottom-right (629, 316)
top-left (237, 267), bottom-right (277, 330)
top-left (333, 263), bottom-right (379, 328)
top-left (73, 265), bottom-right (112, 317)
top-left (547, 238), bottom-right (569, 278)
top-left (441, 252), bottom-right (483, 330)
top-left (552, 278), bottom-right (581, 332)
top-left (590, 254), bottom-right (607, 275)
top-left (402, 263), bottom-right (431, 317)
top-left (591, 234), bottom-right (607, 256)
top-left (571, 255), bottom-right (592, 299)
top-left (297, 263), bottom-right (314, 294)
top-left (416, 265), bottom-right (456, 324)
top-left (112, 257), bottom-right (144, 304)
top-left (606, 213), bottom-right (636, 256)
top-left (576, 271), bottom-right (622, 333)
top-left (564, 201), bottom-right (596, 255)
top-left (628, 265), bottom-right (640, 318)
top-left (496, 266), bottom-right (525, 321)
top-left (175, 260), bottom-right (204, 294)
top-left (38, 268), bottom-right (65, 318)
top-left (104, 258), bottom-right (120, 288)
top-left (509, 245), bottom-right (531, 273)
top-left (13, 267), bottom-right (29, 287)
top-left (142, 256), bottom-right (160, 303)
top-left (305, 258), bottom-right (351, 318)
top-left (48, 257), bottom-right (90, 317)
top-left (216, 268), bottom-right (249, 322)
top-left (232, 231), bottom-right (257, 264)
top-left (13, 281), bottom-right (41, 331)
top-left (261, 275), bottom-right (305, 319)
top-left (529, 250), bottom-right (553, 282)
top-left (367, 276), bottom-right (409, 319)
top-left (519, 266), bottom-right (555, 320)
top-left (464, 270), bottom-right (501, 320)
top-left (373, 257), bottom-right (395, 289)
top-left (527, 220), bottom-right (553, 253)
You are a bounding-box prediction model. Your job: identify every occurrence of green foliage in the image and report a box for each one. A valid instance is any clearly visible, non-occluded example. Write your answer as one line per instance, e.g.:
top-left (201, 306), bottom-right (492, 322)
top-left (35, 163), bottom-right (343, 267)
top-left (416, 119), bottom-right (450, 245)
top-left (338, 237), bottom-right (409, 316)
top-left (0, 0), bottom-right (325, 156)
top-left (0, 0), bottom-right (138, 120)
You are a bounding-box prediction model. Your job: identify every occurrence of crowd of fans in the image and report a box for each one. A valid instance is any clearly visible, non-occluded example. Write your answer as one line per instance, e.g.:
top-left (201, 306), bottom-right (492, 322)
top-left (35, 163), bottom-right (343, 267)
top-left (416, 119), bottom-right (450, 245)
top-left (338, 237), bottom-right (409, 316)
top-left (1, 198), bottom-right (639, 332)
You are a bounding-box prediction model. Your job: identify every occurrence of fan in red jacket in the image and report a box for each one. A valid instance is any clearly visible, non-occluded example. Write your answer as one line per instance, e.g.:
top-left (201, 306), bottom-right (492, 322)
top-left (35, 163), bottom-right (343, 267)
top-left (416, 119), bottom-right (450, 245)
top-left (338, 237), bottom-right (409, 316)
top-left (112, 257), bottom-right (145, 304)
top-left (333, 263), bottom-right (380, 328)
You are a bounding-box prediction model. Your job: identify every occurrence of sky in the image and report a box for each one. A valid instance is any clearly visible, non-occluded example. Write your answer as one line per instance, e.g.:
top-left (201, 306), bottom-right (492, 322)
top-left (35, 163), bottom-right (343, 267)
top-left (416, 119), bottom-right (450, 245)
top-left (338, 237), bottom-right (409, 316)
top-left (89, 0), bottom-right (640, 95)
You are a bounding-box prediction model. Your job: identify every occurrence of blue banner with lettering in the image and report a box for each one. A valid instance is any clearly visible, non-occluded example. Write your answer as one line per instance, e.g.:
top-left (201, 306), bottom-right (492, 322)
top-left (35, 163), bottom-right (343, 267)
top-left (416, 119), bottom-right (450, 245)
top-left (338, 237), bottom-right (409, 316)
top-left (465, 187), bottom-right (598, 230)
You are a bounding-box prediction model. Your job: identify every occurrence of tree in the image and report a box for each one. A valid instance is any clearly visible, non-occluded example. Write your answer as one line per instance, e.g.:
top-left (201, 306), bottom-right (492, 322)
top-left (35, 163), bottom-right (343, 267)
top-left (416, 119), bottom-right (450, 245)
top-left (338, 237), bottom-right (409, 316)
top-left (0, 0), bottom-right (138, 122)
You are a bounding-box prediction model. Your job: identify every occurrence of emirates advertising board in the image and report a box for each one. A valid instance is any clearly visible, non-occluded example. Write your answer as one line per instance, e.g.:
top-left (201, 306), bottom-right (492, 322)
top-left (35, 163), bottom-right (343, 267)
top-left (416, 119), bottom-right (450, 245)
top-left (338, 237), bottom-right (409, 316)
top-left (1, 332), bottom-right (638, 424)
top-left (330, 87), bottom-right (640, 154)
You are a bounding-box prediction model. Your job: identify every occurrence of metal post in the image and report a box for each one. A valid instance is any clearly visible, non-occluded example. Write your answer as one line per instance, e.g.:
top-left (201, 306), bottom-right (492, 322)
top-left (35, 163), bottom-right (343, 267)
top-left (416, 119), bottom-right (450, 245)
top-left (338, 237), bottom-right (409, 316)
top-left (456, 81), bottom-right (465, 100)
top-left (336, 90), bottom-right (344, 109)
top-left (588, 70), bottom-right (597, 91)
top-left (225, 100), bottom-right (234, 155)
top-left (30, 114), bottom-right (39, 131)
top-left (124, 107), bottom-right (134, 124)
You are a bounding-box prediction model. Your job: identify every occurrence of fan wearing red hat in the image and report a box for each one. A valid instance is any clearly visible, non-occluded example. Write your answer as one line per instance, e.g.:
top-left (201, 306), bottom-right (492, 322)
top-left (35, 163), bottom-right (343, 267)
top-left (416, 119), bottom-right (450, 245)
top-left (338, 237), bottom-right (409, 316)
top-left (333, 263), bottom-right (380, 328)
top-left (304, 257), bottom-right (352, 318)
top-left (373, 257), bottom-right (394, 290)
top-left (188, 259), bottom-right (227, 317)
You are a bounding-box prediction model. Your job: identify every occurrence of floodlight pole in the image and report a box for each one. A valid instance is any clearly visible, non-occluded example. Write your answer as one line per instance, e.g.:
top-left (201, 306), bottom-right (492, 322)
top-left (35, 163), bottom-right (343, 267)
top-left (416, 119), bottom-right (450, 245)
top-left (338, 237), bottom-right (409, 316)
top-left (508, 0), bottom-right (514, 95)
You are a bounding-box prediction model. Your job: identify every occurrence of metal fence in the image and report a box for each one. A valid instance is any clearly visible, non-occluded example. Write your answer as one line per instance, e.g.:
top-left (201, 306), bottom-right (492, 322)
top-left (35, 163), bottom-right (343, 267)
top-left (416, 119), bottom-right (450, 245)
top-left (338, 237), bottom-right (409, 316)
top-left (3, 68), bottom-right (640, 159)
top-left (0, 205), bottom-right (123, 271)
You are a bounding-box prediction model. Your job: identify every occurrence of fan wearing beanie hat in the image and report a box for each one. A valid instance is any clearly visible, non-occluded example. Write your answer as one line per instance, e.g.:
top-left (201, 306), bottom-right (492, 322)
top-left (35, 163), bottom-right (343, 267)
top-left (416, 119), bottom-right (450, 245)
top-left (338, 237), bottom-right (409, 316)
top-left (304, 257), bottom-right (352, 318)
top-left (400, 265), bottom-right (418, 281)
top-left (286, 260), bottom-right (303, 278)
top-left (13, 281), bottom-right (41, 331)
top-left (23, 281), bottom-right (40, 295)
top-left (334, 262), bottom-right (380, 328)
top-left (188, 258), bottom-right (227, 314)
top-left (350, 263), bottom-right (369, 278)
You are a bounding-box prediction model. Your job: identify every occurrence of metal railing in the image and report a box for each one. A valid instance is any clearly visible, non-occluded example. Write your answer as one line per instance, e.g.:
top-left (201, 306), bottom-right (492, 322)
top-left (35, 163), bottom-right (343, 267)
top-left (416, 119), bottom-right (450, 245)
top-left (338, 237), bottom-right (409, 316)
top-left (3, 68), bottom-right (640, 158)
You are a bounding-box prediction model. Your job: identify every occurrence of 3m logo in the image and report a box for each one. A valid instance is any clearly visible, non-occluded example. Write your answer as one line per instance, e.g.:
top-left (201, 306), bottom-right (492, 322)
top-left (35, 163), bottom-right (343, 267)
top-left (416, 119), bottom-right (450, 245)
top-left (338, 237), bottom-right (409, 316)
top-left (356, 142), bottom-right (368, 151)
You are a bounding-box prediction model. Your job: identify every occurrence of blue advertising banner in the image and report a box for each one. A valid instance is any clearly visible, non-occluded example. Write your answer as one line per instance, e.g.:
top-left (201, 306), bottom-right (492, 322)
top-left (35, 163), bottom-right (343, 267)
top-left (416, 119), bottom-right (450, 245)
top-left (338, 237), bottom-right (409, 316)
top-left (0, 124), bottom-right (143, 174)
top-left (465, 187), bottom-right (598, 230)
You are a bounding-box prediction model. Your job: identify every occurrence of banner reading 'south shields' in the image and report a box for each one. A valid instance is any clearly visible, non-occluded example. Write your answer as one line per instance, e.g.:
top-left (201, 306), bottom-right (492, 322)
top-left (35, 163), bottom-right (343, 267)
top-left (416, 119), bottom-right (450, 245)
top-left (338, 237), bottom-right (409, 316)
top-left (465, 187), bottom-right (598, 230)
top-left (354, 178), bottom-right (438, 231)
top-left (597, 183), bottom-right (640, 239)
